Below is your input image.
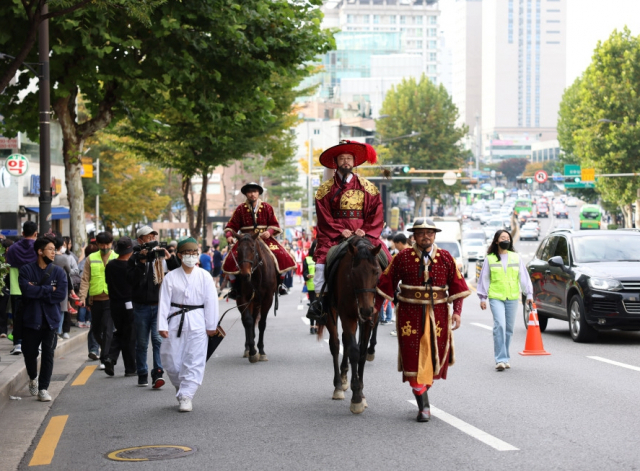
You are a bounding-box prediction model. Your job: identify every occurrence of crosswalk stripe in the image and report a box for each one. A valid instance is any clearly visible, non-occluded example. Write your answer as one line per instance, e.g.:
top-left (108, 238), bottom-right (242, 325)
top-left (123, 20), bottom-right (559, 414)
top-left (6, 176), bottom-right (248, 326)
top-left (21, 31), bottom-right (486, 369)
top-left (471, 322), bottom-right (492, 331)
top-left (587, 356), bottom-right (640, 372)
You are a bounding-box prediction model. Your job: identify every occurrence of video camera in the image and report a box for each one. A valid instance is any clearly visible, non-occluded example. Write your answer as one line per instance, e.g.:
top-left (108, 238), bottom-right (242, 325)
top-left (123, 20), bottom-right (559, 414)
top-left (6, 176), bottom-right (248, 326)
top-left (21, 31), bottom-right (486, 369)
top-left (134, 240), bottom-right (163, 261)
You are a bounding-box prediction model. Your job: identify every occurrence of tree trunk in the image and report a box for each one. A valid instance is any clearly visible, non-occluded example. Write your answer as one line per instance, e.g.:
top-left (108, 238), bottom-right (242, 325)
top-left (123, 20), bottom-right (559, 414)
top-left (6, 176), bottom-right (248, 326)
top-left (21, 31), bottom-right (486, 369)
top-left (194, 169), bottom-right (209, 238)
top-left (411, 187), bottom-right (427, 218)
top-left (181, 176), bottom-right (195, 236)
top-left (620, 203), bottom-right (633, 228)
top-left (635, 189), bottom-right (640, 229)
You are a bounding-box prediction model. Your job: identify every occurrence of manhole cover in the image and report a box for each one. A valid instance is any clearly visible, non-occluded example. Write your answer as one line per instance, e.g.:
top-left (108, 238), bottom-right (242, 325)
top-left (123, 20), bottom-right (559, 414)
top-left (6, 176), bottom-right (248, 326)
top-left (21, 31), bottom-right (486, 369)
top-left (106, 445), bottom-right (195, 462)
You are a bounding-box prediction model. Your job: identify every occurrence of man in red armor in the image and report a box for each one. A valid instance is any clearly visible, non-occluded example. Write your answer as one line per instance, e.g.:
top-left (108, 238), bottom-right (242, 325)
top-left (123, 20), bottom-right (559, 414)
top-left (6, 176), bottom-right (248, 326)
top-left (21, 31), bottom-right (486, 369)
top-left (223, 182), bottom-right (296, 299)
top-left (307, 140), bottom-right (391, 320)
top-left (376, 218), bottom-right (470, 422)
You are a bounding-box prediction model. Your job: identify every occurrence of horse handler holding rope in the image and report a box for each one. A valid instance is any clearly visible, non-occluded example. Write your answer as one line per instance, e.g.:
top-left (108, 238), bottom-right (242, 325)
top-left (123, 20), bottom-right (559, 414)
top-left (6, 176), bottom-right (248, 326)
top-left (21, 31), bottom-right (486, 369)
top-left (307, 140), bottom-right (391, 321)
top-left (158, 238), bottom-right (219, 412)
top-left (223, 182), bottom-right (296, 300)
top-left (375, 219), bottom-right (471, 422)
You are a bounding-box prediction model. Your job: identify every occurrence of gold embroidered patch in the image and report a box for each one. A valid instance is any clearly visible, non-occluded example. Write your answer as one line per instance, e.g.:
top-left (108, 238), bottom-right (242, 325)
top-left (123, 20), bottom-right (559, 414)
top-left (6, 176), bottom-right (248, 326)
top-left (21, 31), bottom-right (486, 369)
top-left (411, 251), bottom-right (415, 256)
top-left (269, 244), bottom-right (279, 250)
top-left (436, 321), bottom-right (442, 338)
top-left (340, 190), bottom-right (365, 210)
top-left (358, 176), bottom-right (380, 196)
top-left (415, 258), bottom-right (420, 263)
top-left (401, 321), bottom-right (413, 337)
top-left (456, 268), bottom-right (462, 279)
top-left (415, 292), bottom-right (422, 299)
top-left (315, 179), bottom-right (333, 200)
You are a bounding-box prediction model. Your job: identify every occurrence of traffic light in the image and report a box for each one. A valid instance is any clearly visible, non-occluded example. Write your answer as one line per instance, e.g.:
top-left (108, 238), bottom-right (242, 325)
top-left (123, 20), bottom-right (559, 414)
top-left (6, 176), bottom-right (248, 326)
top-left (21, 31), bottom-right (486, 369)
top-left (526, 177), bottom-right (533, 184)
top-left (564, 176), bottom-right (581, 183)
top-left (403, 166), bottom-right (410, 173)
top-left (393, 166), bottom-right (411, 175)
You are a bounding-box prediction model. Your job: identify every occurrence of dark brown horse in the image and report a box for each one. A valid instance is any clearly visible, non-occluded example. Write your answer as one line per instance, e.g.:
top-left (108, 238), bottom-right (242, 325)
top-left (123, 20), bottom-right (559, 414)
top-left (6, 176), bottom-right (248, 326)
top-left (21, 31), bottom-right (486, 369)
top-left (229, 230), bottom-right (278, 363)
top-left (318, 236), bottom-right (382, 414)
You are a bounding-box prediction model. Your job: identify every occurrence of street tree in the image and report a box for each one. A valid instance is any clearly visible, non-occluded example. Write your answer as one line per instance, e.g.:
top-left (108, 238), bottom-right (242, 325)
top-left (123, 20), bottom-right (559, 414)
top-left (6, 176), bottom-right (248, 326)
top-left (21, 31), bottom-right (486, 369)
top-left (500, 158), bottom-right (528, 181)
top-left (557, 28), bottom-right (640, 227)
top-left (377, 76), bottom-right (467, 217)
top-left (0, 0), bottom-right (162, 93)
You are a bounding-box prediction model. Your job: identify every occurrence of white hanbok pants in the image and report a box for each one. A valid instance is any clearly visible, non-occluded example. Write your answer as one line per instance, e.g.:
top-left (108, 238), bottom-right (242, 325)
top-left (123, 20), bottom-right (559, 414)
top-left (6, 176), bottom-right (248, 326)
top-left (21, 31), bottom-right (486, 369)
top-left (160, 328), bottom-right (208, 399)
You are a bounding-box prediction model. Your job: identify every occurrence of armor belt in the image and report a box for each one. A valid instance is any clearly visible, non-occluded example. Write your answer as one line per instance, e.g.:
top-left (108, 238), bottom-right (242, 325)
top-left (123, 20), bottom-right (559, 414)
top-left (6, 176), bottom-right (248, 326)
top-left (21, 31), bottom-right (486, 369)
top-left (168, 303), bottom-right (205, 338)
top-left (332, 210), bottom-right (363, 219)
top-left (398, 284), bottom-right (449, 306)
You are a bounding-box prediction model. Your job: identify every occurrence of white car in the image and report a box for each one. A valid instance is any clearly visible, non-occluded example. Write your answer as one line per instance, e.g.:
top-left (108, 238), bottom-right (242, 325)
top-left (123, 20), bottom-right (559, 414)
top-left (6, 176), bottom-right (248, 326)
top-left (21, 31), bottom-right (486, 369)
top-left (566, 197), bottom-right (578, 207)
top-left (519, 222), bottom-right (540, 241)
top-left (484, 218), bottom-right (506, 239)
top-left (437, 240), bottom-right (469, 278)
top-left (462, 238), bottom-right (488, 261)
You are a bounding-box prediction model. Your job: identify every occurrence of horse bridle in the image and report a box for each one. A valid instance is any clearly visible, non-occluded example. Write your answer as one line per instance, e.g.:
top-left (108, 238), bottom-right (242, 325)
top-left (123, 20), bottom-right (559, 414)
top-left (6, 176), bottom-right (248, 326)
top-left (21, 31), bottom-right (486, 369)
top-left (232, 234), bottom-right (263, 276)
top-left (349, 248), bottom-right (380, 326)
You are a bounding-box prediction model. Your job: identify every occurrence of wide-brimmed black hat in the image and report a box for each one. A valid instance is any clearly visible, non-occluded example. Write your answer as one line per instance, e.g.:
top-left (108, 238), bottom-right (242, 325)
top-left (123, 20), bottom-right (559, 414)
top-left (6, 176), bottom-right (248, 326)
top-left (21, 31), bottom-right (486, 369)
top-left (241, 182), bottom-right (264, 195)
top-left (407, 218), bottom-right (442, 233)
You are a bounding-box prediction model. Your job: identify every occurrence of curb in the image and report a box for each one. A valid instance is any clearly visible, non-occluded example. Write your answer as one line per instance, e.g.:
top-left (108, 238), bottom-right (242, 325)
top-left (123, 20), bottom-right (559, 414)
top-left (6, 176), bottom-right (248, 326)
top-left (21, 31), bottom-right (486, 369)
top-left (0, 330), bottom-right (89, 407)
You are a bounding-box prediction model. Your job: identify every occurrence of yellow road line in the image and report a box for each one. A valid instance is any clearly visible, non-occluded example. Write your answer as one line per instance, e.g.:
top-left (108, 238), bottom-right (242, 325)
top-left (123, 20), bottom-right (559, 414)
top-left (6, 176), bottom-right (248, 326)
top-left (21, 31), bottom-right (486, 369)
top-left (29, 415), bottom-right (68, 466)
top-left (71, 365), bottom-right (97, 386)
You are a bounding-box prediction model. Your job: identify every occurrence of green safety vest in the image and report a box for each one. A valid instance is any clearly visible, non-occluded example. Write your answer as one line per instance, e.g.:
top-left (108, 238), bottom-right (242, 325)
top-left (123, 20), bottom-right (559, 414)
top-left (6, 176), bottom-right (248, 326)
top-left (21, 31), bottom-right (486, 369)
top-left (487, 252), bottom-right (521, 301)
top-left (89, 250), bottom-right (117, 296)
top-left (305, 256), bottom-right (315, 292)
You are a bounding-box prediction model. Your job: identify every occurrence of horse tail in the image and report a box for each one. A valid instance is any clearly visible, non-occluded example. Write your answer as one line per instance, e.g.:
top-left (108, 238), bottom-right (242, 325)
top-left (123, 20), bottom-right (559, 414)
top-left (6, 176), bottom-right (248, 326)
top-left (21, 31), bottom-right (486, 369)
top-left (316, 324), bottom-right (325, 340)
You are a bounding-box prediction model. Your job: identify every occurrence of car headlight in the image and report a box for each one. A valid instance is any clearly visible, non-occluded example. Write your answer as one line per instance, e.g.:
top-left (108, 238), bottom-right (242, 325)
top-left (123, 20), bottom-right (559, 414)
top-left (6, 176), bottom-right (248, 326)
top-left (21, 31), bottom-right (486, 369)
top-left (587, 277), bottom-right (623, 291)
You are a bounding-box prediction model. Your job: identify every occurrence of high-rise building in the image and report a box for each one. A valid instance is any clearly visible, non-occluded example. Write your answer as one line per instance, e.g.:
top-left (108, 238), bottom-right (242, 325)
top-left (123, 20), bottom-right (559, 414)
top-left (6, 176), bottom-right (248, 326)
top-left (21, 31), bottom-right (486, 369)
top-left (482, 0), bottom-right (566, 145)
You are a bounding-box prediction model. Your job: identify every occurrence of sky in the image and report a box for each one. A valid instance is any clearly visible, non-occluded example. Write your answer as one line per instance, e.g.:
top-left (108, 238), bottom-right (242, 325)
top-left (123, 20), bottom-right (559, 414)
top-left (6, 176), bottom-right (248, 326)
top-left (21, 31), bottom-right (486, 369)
top-left (439, 0), bottom-right (640, 87)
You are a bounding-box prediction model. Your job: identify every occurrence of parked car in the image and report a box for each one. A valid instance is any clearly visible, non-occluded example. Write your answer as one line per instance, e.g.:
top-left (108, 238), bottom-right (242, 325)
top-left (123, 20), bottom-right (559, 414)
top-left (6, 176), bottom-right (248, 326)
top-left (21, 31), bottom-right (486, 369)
top-left (438, 240), bottom-right (469, 278)
top-left (554, 203), bottom-right (569, 218)
top-left (462, 238), bottom-right (488, 262)
top-left (526, 230), bottom-right (640, 342)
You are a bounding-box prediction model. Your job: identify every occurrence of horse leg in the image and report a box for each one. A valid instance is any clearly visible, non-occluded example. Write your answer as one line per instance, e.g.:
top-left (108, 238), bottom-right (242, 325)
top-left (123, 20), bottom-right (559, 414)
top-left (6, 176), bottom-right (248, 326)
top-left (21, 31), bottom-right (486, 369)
top-left (340, 330), bottom-right (350, 391)
top-left (257, 299), bottom-right (271, 361)
top-left (367, 316), bottom-right (379, 362)
top-left (358, 322), bottom-right (373, 408)
top-left (241, 308), bottom-right (258, 363)
top-left (348, 329), bottom-right (365, 414)
top-left (328, 310), bottom-right (344, 400)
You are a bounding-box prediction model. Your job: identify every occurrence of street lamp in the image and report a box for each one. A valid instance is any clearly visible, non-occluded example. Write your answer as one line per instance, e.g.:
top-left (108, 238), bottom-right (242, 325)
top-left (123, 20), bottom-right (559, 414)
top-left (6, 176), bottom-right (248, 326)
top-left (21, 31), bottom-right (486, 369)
top-left (0, 4), bottom-right (51, 235)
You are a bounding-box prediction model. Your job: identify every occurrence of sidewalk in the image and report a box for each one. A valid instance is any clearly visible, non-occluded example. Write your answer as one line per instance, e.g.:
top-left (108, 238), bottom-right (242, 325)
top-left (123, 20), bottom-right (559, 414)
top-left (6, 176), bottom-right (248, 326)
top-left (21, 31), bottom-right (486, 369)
top-left (0, 326), bottom-right (89, 408)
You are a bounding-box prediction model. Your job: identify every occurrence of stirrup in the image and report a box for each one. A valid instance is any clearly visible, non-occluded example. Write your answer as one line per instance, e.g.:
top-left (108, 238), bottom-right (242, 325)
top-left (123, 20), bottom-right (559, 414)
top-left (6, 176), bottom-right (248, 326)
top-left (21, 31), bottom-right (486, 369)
top-left (278, 285), bottom-right (288, 296)
top-left (227, 287), bottom-right (237, 300)
top-left (306, 299), bottom-right (325, 321)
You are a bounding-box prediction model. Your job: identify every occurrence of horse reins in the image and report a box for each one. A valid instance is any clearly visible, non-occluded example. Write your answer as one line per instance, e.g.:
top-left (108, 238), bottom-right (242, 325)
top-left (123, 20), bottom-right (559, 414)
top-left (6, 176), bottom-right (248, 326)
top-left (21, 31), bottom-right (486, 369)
top-left (348, 241), bottom-right (380, 326)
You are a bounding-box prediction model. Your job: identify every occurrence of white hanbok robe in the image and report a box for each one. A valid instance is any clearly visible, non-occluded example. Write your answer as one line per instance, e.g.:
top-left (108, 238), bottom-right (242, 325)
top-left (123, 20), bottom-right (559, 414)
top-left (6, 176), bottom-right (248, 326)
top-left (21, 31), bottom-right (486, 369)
top-left (158, 266), bottom-right (219, 399)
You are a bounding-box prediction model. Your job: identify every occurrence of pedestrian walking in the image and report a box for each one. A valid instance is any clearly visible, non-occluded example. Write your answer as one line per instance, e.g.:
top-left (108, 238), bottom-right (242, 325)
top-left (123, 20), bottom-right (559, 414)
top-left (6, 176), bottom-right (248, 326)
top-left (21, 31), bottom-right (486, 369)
top-left (158, 238), bottom-right (219, 412)
top-left (104, 237), bottom-right (137, 377)
top-left (477, 230), bottom-right (533, 371)
top-left (19, 237), bottom-right (67, 401)
top-left (212, 243), bottom-right (223, 288)
top-left (376, 218), bottom-right (470, 422)
top-left (303, 241), bottom-right (317, 334)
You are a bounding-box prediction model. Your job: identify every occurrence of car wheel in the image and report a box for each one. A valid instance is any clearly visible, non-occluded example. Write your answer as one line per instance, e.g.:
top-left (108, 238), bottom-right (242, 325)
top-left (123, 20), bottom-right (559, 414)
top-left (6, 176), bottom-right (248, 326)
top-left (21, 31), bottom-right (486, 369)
top-left (568, 295), bottom-right (597, 342)
top-left (538, 314), bottom-right (548, 332)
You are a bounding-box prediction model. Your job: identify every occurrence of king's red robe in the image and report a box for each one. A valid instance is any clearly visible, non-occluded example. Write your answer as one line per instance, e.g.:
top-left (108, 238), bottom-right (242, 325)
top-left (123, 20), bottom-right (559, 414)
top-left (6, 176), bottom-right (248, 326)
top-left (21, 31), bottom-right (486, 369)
top-left (376, 244), bottom-right (470, 386)
top-left (314, 173), bottom-right (390, 264)
top-left (222, 200), bottom-right (296, 274)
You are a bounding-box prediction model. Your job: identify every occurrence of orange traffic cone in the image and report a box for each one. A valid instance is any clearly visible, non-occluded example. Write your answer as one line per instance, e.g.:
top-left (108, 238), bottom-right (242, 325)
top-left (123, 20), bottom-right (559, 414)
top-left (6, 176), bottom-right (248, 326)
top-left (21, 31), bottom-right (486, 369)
top-left (519, 303), bottom-right (550, 356)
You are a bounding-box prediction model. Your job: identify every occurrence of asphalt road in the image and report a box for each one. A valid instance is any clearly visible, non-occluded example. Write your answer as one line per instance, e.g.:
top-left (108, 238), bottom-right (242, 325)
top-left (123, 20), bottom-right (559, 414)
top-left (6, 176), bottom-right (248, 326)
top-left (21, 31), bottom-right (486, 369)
top-left (16, 210), bottom-right (640, 470)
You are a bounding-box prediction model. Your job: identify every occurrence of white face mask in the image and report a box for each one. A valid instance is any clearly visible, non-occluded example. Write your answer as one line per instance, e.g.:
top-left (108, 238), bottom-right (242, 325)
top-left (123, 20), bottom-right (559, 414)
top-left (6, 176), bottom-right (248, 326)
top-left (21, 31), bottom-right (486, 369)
top-left (60, 247), bottom-right (66, 253)
top-left (181, 254), bottom-right (198, 268)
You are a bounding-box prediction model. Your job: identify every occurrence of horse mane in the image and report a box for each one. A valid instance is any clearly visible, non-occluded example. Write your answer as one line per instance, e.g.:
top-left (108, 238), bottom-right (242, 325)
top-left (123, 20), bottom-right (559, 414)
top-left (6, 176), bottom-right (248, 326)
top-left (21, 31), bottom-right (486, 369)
top-left (349, 236), bottom-right (376, 265)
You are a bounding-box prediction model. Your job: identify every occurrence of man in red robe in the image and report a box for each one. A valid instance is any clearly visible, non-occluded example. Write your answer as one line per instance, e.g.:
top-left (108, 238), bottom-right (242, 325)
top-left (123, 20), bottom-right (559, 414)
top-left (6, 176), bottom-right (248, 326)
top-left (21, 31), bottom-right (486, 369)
top-left (223, 182), bottom-right (296, 299)
top-left (376, 218), bottom-right (470, 422)
top-left (307, 140), bottom-right (391, 320)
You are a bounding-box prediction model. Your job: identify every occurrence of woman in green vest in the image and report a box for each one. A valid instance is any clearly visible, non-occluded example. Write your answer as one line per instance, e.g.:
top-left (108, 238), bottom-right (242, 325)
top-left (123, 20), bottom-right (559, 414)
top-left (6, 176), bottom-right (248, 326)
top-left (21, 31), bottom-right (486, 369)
top-left (303, 241), bottom-right (317, 334)
top-left (477, 230), bottom-right (533, 371)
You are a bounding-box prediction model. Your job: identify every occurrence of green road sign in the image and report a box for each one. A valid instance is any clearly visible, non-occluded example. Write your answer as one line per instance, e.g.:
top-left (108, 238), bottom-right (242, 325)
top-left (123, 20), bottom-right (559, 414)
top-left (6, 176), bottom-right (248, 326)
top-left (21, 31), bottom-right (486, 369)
top-left (564, 164), bottom-right (581, 177)
top-left (565, 182), bottom-right (595, 189)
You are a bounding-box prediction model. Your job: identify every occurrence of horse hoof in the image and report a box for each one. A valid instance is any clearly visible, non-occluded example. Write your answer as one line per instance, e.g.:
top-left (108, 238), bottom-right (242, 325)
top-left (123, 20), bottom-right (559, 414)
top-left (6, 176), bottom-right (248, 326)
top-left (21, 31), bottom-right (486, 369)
top-left (362, 397), bottom-right (368, 408)
top-left (243, 350), bottom-right (249, 358)
top-left (350, 401), bottom-right (366, 414)
top-left (332, 389), bottom-right (345, 400)
top-left (341, 381), bottom-right (349, 391)
top-left (249, 353), bottom-right (259, 363)
top-left (259, 354), bottom-right (268, 361)
top-left (366, 352), bottom-right (375, 362)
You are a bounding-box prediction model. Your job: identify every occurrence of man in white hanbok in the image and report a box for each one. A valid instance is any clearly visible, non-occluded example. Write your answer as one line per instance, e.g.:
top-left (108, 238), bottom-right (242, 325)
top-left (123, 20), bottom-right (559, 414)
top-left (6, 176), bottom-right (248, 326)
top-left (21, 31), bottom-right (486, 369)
top-left (158, 238), bottom-right (219, 412)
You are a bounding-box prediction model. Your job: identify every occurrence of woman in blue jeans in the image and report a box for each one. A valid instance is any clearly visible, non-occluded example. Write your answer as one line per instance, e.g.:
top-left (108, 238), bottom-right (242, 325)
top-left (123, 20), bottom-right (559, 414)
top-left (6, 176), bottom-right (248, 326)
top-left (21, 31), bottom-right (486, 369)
top-left (477, 230), bottom-right (533, 371)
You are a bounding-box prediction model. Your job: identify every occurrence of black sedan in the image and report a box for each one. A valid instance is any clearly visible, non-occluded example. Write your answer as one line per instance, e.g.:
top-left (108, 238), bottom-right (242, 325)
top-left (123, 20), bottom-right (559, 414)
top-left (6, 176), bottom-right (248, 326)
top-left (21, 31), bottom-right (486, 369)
top-left (525, 229), bottom-right (640, 342)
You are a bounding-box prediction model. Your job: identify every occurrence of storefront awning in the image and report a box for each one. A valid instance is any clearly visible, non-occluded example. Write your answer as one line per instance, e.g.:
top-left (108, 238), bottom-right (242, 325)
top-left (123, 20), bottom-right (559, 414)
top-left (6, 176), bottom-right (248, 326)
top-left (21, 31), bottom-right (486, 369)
top-left (25, 206), bottom-right (70, 220)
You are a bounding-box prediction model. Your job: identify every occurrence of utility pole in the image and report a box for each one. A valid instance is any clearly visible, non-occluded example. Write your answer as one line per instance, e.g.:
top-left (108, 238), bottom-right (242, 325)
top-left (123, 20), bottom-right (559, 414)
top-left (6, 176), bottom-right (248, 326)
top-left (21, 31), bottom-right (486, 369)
top-left (38, 3), bottom-right (51, 234)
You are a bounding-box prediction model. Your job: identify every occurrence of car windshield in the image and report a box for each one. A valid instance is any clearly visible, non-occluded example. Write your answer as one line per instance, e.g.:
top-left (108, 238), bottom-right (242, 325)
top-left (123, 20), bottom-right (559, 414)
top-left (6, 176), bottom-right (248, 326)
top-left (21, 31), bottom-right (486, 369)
top-left (573, 236), bottom-right (640, 262)
top-left (488, 220), bottom-right (503, 226)
top-left (464, 232), bottom-right (485, 239)
top-left (438, 242), bottom-right (461, 257)
top-left (465, 239), bottom-right (484, 246)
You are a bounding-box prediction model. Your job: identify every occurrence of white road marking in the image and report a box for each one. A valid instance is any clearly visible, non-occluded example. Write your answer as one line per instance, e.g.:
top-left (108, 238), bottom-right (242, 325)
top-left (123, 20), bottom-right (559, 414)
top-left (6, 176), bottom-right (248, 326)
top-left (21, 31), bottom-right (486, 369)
top-left (471, 322), bottom-right (492, 331)
top-left (324, 338), bottom-right (343, 354)
top-left (587, 356), bottom-right (640, 372)
top-left (408, 401), bottom-right (519, 451)
top-left (301, 316), bottom-right (310, 325)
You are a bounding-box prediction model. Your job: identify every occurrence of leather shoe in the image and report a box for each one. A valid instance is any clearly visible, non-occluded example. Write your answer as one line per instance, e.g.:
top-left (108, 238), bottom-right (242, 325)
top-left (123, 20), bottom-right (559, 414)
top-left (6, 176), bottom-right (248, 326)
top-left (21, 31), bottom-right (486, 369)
top-left (104, 358), bottom-right (115, 377)
top-left (278, 285), bottom-right (288, 296)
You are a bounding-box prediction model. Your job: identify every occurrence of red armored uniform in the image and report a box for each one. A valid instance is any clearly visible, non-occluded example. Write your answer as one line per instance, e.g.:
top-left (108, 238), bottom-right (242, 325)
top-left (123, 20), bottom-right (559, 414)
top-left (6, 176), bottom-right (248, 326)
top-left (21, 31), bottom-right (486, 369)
top-left (222, 200), bottom-right (296, 275)
top-left (314, 173), bottom-right (390, 264)
top-left (376, 243), bottom-right (470, 386)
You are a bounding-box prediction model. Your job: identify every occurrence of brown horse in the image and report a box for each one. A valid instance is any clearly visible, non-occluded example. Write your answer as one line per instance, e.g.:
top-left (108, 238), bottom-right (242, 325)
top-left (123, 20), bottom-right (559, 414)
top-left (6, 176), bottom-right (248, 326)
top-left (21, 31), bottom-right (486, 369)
top-left (229, 230), bottom-right (278, 363)
top-left (318, 236), bottom-right (382, 414)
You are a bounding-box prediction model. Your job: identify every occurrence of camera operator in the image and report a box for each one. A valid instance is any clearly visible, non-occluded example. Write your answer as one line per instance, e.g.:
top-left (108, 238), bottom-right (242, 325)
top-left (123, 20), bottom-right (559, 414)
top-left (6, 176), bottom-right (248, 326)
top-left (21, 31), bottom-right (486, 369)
top-left (127, 226), bottom-right (180, 389)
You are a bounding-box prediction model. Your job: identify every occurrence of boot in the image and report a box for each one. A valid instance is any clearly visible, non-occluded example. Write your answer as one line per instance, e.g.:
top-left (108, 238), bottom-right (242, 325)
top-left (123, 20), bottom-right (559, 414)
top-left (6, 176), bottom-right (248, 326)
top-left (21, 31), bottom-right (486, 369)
top-left (306, 294), bottom-right (327, 321)
top-left (278, 283), bottom-right (288, 296)
top-left (414, 391), bottom-right (431, 422)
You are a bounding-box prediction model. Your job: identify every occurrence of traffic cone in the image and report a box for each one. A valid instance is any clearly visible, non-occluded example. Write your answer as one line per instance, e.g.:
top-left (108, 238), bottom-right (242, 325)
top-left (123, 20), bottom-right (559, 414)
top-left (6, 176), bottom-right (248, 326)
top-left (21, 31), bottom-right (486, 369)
top-left (519, 303), bottom-right (550, 356)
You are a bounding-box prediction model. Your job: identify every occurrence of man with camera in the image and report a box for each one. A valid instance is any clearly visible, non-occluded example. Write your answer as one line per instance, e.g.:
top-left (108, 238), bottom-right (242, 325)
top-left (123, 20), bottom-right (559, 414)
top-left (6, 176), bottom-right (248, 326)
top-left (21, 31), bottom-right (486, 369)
top-left (127, 226), bottom-right (180, 388)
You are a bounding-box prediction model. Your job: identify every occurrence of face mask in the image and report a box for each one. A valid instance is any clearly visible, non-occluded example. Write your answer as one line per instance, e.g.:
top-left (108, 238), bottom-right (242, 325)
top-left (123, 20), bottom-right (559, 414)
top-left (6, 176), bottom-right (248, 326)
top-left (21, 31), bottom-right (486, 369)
top-left (43, 254), bottom-right (54, 265)
top-left (60, 247), bottom-right (66, 253)
top-left (499, 241), bottom-right (510, 250)
top-left (182, 255), bottom-right (198, 268)
top-left (100, 248), bottom-right (111, 255)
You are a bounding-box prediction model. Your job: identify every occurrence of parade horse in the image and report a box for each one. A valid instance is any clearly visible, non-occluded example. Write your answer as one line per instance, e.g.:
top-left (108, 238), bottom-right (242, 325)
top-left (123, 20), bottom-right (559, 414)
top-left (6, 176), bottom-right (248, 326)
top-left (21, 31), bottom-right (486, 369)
top-left (317, 236), bottom-right (382, 414)
top-left (229, 230), bottom-right (278, 363)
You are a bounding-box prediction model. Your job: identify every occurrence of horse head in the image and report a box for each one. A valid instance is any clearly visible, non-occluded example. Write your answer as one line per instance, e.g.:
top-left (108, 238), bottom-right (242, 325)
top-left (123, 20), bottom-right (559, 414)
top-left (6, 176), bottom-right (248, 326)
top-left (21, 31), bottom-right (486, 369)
top-left (235, 232), bottom-right (260, 277)
top-left (347, 237), bottom-right (382, 324)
